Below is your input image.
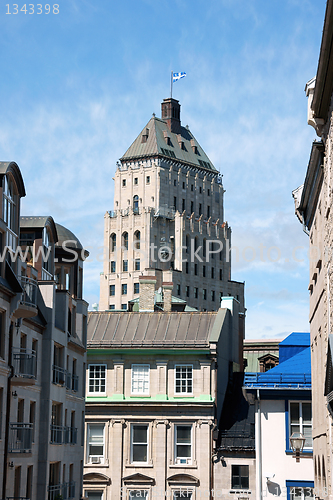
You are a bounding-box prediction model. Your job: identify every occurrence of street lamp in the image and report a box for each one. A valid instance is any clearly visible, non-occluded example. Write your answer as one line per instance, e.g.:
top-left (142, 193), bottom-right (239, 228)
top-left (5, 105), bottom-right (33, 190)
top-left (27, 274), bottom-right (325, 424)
top-left (290, 432), bottom-right (306, 462)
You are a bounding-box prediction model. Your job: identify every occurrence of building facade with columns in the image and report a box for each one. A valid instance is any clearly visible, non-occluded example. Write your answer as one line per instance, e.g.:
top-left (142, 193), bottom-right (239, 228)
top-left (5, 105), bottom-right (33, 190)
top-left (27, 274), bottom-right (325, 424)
top-left (293, 1), bottom-right (333, 497)
top-left (99, 97), bottom-right (244, 313)
top-left (83, 283), bottom-right (244, 500)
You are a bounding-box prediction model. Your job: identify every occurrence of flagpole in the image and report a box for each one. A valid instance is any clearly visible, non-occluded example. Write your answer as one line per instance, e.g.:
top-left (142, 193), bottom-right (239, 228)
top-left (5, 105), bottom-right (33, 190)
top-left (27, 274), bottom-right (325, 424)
top-left (171, 71), bottom-right (173, 98)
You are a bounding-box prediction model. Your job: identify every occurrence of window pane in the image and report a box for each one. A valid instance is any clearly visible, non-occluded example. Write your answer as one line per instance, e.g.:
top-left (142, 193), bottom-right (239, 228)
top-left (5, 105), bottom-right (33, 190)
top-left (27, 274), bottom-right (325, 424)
top-left (303, 425), bottom-right (312, 447)
top-left (290, 403), bottom-right (299, 424)
top-left (177, 426), bottom-right (191, 443)
top-left (87, 492), bottom-right (103, 500)
top-left (129, 491), bottom-right (147, 499)
top-left (89, 425), bottom-right (104, 441)
top-left (302, 403), bottom-right (312, 424)
top-left (133, 425), bottom-right (147, 443)
top-left (133, 444), bottom-right (147, 462)
top-left (89, 444), bottom-right (104, 455)
top-left (176, 444), bottom-right (191, 457)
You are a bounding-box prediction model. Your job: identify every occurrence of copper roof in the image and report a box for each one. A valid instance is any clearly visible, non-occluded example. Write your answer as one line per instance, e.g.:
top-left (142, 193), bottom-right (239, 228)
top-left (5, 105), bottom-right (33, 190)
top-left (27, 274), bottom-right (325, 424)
top-left (120, 117), bottom-right (217, 173)
top-left (87, 311), bottom-right (223, 348)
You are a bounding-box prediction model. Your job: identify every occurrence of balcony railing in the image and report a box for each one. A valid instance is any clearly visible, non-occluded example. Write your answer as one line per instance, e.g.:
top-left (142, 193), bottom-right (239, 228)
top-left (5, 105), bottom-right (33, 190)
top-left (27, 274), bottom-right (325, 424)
top-left (50, 424), bottom-right (66, 444)
top-left (47, 482), bottom-right (76, 500)
top-left (68, 481), bottom-right (75, 499)
top-left (72, 374), bottom-right (78, 392)
top-left (20, 276), bottom-right (37, 308)
top-left (12, 348), bottom-right (36, 379)
top-left (63, 426), bottom-right (77, 445)
top-left (65, 371), bottom-right (72, 390)
top-left (244, 372), bottom-right (311, 388)
top-left (52, 365), bottom-right (66, 386)
top-left (8, 422), bottom-right (33, 453)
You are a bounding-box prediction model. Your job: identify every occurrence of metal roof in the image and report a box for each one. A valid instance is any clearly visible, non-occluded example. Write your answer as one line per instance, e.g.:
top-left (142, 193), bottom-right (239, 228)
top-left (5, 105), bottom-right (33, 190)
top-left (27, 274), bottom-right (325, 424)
top-left (120, 116), bottom-right (217, 172)
top-left (87, 311), bottom-right (221, 348)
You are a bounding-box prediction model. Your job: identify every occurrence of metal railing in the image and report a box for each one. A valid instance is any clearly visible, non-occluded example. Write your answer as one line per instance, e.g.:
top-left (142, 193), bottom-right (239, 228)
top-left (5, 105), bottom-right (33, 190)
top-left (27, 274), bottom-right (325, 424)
top-left (65, 371), bottom-right (72, 390)
top-left (12, 348), bottom-right (36, 379)
top-left (63, 426), bottom-right (77, 445)
top-left (244, 372), bottom-right (311, 388)
top-left (72, 374), bottom-right (78, 392)
top-left (48, 483), bottom-right (67, 500)
top-left (20, 276), bottom-right (37, 307)
top-left (52, 365), bottom-right (66, 386)
top-left (50, 425), bottom-right (66, 444)
top-left (68, 481), bottom-right (75, 499)
top-left (8, 422), bottom-right (33, 453)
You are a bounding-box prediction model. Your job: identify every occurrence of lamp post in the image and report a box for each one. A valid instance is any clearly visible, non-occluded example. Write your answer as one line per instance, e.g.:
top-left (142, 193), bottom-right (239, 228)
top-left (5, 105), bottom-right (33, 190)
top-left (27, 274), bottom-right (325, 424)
top-left (290, 432), bottom-right (306, 462)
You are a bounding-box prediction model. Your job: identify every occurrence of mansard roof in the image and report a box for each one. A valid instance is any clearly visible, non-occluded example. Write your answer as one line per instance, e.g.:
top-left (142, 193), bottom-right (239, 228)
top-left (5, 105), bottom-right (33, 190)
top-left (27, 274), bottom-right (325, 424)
top-left (87, 309), bottom-right (227, 349)
top-left (120, 116), bottom-right (217, 173)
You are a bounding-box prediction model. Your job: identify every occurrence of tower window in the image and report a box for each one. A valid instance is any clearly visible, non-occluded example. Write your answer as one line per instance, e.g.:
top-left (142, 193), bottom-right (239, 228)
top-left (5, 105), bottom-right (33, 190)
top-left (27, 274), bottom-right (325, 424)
top-left (186, 286), bottom-right (190, 297)
top-left (211, 267), bottom-right (215, 279)
top-left (207, 206), bottom-right (210, 218)
top-left (174, 197), bottom-right (177, 210)
top-left (174, 180), bottom-right (177, 186)
top-left (135, 259), bottom-right (140, 271)
top-left (134, 283), bottom-right (140, 294)
top-left (146, 176), bottom-right (150, 184)
top-left (134, 231), bottom-right (141, 249)
top-left (122, 284), bottom-right (127, 295)
top-left (109, 285), bottom-right (115, 296)
top-left (211, 290), bottom-right (215, 302)
top-left (191, 201), bottom-right (194, 213)
top-left (203, 289), bottom-right (207, 300)
top-left (123, 260), bottom-right (128, 272)
top-left (194, 287), bottom-right (198, 299)
top-left (111, 234), bottom-right (116, 252)
top-left (208, 189), bottom-right (210, 196)
top-left (182, 182), bottom-right (185, 189)
top-left (199, 204), bottom-right (202, 215)
top-left (203, 265), bottom-right (206, 277)
top-left (110, 261), bottom-right (116, 273)
top-left (133, 195), bottom-right (139, 213)
top-left (194, 264), bottom-right (198, 276)
top-left (220, 269), bottom-right (223, 280)
top-left (199, 187), bottom-right (202, 194)
top-left (122, 179), bottom-right (126, 187)
top-left (191, 184), bottom-right (194, 192)
top-left (177, 284), bottom-right (181, 296)
top-left (182, 199), bottom-right (186, 211)
top-left (185, 262), bottom-right (189, 274)
top-left (134, 177), bottom-right (138, 185)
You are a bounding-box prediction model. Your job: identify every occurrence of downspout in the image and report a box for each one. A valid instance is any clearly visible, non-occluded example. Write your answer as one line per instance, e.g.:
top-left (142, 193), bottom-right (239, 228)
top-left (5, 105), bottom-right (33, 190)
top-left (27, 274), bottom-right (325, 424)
top-left (256, 389), bottom-right (262, 500)
top-left (2, 322), bottom-right (14, 500)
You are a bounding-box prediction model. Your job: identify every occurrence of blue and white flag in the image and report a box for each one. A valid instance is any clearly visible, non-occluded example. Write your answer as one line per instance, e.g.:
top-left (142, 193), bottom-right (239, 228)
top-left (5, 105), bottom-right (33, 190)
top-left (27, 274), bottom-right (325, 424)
top-left (173, 72), bottom-right (186, 82)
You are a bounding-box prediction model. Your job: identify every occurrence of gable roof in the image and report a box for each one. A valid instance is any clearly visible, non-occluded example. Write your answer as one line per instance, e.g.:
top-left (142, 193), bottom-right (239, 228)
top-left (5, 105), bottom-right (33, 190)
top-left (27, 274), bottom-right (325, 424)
top-left (87, 310), bottom-right (224, 349)
top-left (120, 116), bottom-right (217, 173)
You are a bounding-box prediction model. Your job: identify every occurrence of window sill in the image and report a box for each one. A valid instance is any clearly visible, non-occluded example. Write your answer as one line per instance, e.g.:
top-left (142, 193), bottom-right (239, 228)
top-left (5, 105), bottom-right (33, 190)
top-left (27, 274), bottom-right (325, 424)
top-left (84, 461), bottom-right (109, 468)
top-left (169, 463), bottom-right (197, 469)
top-left (87, 393), bottom-right (107, 397)
top-left (130, 395), bottom-right (151, 398)
top-left (126, 463), bottom-right (154, 468)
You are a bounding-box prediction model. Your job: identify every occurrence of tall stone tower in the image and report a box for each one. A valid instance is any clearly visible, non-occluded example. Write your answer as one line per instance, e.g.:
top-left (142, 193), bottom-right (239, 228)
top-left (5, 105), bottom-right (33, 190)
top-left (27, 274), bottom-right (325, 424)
top-left (99, 98), bottom-right (244, 312)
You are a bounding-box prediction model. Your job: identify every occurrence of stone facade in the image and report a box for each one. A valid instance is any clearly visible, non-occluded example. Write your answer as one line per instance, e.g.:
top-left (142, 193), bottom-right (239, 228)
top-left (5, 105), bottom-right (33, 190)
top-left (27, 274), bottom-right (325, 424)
top-left (99, 98), bottom-right (244, 313)
top-left (0, 163), bottom-right (88, 500)
top-left (293, 2), bottom-right (333, 498)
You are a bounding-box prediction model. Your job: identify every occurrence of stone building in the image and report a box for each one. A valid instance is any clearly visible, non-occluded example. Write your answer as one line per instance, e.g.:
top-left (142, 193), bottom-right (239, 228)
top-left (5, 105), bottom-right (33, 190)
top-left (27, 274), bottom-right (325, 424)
top-left (0, 162), bottom-right (88, 499)
top-left (83, 278), bottom-right (244, 500)
top-left (99, 97), bottom-right (244, 313)
top-left (293, 1), bottom-right (333, 497)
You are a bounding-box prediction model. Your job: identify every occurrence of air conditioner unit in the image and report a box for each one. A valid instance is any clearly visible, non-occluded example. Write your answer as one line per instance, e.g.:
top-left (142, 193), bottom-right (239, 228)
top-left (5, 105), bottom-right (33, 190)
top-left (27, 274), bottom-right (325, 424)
top-left (90, 456), bottom-right (101, 464)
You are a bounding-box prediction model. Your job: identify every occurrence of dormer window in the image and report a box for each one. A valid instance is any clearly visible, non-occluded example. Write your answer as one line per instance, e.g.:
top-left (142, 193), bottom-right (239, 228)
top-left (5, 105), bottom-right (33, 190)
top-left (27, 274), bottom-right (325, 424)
top-left (42, 227), bottom-right (52, 280)
top-left (3, 175), bottom-right (18, 249)
top-left (141, 128), bottom-right (149, 143)
top-left (163, 130), bottom-right (173, 146)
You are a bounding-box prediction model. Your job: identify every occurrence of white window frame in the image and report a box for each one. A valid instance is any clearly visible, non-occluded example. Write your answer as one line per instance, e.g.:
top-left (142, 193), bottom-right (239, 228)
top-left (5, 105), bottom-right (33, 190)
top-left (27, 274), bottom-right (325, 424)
top-left (130, 423), bottom-right (149, 464)
top-left (175, 365), bottom-right (193, 395)
top-left (174, 424), bottom-right (192, 465)
top-left (88, 364), bottom-right (107, 395)
top-left (289, 401), bottom-right (312, 450)
top-left (86, 423), bottom-right (105, 465)
top-left (131, 364), bottom-right (150, 395)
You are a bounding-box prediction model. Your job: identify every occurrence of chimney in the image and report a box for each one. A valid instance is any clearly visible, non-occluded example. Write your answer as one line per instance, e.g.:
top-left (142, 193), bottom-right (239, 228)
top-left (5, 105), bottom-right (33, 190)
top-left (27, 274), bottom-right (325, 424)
top-left (161, 98), bottom-right (181, 134)
top-left (139, 274), bottom-right (157, 312)
top-left (162, 270), bottom-right (173, 312)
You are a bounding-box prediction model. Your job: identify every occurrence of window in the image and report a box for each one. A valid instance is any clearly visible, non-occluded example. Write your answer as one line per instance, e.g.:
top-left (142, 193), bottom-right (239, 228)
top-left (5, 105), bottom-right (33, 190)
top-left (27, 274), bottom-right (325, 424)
top-left (121, 304), bottom-right (127, 311)
top-left (110, 233), bottom-right (116, 253)
top-left (199, 203), bottom-right (202, 215)
top-left (0, 311), bottom-right (4, 358)
top-left (194, 264), bottom-right (198, 276)
top-left (87, 423), bottom-right (105, 464)
top-left (3, 175), bottom-right (18, 247)
top-left (185, 262), bottom-right (189, 274)
top-left (175, 365), bottom-right (192, 394)
top-left (286, 481), bottom-right (314, 500)
top-left (174, 492), bottom-right (192, 500)
top-left (194, 287), bottom-right (198, 299)
top-left (135, 259), bottom-right (140, 271)
top-left (146, 176), bottom-right (150, 184)
top-left (0, 387), bottom-right (3, 439)
top-left (191, 184), bottom-right (194, 192)
top-left (134, 177), bottom-right (138, 185)
top-left (207, 189), bottom-right (210, 196)
top-left (174, 180), bottom-right (177, 186)
top-left (122, 232), bottom-right (128, 250)
top-left (211, 290), bottom-right (215, 302)
top-left (231, 465), bottom-right (249, 489)
top-left (186, 286), bottom-right (190, 297)
top-left (174, 197), bottom-right (177, 209)
top-left (289, 401), bottom-right (312, 449)
top-left (131, 424), bottom-right (148, 463)
top-left (219, 269), bottom-right (223, 280)
top-left (203, 289), bottom-right (207, 300)
top-left (123, 260), bottom-right (128, 272)
top-left (175, 425), bottom-right (192, 464)
top-left (134, 283), bottom-right (140, 294)
top-left (203, 265), bottom-right (206, 277)
top-left (88, 365), bottom-right (106, 394)
top-left (182, 199), bottom-right (186, 211)
top-left (133, 195), bottom-right (139, 213)
top-left (199, 187), bottom-right (202, 194)
top-left (122, 179), bottom-right (126, 187)
top-left (190, 201), bottom-right (194, 213)
top-left (122, 284), bottom-right (127, 295)
top-left (207, 206), bottom-right (210, 218)
top-left (182, 182), bottom-right (185, 189)
top-left (177, 284), bottom-right (181, 296)
top-left (85, 490), bottom-right (103, 500)
top-left (110, 285), bottom-right (115, 296)
top-left (110, 261), bottom-right (116, 273)
top-left (131, 364), bottom-right (149, 395)
top-left (134, 231), bottom-right (140, 250)
top-left (219, 292), bottom-right (223, 302)
top-left (110, 304), bottom-right (115, 310)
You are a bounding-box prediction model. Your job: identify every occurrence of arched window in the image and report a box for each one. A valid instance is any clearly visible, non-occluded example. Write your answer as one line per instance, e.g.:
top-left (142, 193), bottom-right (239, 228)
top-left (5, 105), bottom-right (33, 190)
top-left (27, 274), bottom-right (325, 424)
top-left (111, 233), bottom-right (116, 252)
top-left (133, 195), bottom-right (139, 213)
top-left (134, 231), bottom-right (140, 250)
top-left (122, 232), bottom-right (128, 250)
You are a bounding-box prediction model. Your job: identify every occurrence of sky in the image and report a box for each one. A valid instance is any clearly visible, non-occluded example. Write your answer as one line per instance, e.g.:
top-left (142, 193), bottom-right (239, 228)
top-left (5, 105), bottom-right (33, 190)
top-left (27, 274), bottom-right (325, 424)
top-left (0, 0), bottom-right (327, 339)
